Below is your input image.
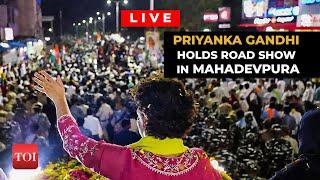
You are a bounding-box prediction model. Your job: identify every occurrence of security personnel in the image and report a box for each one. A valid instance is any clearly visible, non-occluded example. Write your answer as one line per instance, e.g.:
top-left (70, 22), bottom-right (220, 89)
top-left (271, 109), bottom-right (320, 180)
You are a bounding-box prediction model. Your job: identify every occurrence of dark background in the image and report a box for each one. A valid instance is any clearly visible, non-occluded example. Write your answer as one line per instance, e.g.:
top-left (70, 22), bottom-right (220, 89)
top-left (41, 0), bottom-right (152, 37)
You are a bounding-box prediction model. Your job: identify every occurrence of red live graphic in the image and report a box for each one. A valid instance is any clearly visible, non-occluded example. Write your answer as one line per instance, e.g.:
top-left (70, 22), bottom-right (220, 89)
top-left (12, 144), bottom-right (38, 169)
top-left (121, 10), bottom-right (180, 27)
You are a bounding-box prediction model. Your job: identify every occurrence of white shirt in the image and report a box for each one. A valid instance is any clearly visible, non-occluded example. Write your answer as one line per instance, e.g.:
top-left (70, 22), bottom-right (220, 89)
top-left (83, 115), bottom-right (103, 137)
top-left (66, 85), bottom-right (76, 100)
top-left (281, 91), bottom-right (292, 102)
top-left (96, 103), bottom-right (113, 121)
top-left (290, 110), bottom-right (302, 127)
top-left (296, 81), bottom-right (305, 97)
top-left (277, 80), bottom-right (286, 94)
top-left (302, 87), bottom-right (315, 102)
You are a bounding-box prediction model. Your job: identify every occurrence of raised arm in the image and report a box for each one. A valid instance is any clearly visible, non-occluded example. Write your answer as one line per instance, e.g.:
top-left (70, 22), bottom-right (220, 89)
top-left (33, 71), bottom-right (130, 179)
top-left (33, 71), bottom-right (69, 118)
top-left (33, 71), bottom-right (99, 166)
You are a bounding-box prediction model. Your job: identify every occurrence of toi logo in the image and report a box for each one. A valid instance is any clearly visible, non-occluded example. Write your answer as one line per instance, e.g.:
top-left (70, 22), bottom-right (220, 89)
top-left (12, 144), bottom-right (38, 169)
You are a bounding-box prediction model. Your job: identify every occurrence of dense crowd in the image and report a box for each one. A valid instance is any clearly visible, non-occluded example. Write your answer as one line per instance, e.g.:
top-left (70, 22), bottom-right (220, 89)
top-left (0, 35), bottom-right (320, 179)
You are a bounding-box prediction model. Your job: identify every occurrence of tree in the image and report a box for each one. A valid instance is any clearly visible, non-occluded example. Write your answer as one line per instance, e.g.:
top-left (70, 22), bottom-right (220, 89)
top-left (156, 0), bottom-right (223, 31)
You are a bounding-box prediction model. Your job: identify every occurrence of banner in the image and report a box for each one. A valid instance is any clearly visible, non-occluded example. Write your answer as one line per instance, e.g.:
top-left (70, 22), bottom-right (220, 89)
top-left (164, 32), bottom-right (320, 78)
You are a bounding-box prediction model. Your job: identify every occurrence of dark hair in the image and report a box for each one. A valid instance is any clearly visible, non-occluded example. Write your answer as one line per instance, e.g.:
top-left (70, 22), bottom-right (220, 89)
top-left (135, 78), bottom-right (196, 139)
top-left (284, 105), bottom-right (291, 114)
top-left (270, 97), bottom-right (277, 103)
top-left (236, 110), bottom-right (245, 119)
top-left (244, 83), bottom-right (250, 89)
top-left (121, 120), bottom-right (131, 129)
top-left (33, 107), bottom-right (42, 113)
top-left (87, 108), bottom-right (94, 115)
top-left (210, 92), bottom-right (216, 98)
top-left (275, 104), bottom-right (283, 111)
top-left (269, 102), bottom-right (276, 109)
top-left (221, 96), bottom-right (229, 103)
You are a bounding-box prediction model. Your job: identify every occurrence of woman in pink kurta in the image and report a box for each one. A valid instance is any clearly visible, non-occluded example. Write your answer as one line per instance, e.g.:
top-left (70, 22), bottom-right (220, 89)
top-left (33, 71), bottom-right (222, 180)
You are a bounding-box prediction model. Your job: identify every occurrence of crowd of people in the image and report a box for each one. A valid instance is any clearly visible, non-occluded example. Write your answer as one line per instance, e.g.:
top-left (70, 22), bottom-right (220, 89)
top-left (183, 77), bottom-right (320, 178)
top-left (0, 34), bottom-right (320, 179)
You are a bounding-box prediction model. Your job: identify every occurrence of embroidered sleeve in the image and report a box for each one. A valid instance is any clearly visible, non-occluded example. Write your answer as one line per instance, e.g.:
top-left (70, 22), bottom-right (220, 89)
top-left (57, 114), bottom-right (132, 179)
top-left (57, 115), bottom-right (100, 168)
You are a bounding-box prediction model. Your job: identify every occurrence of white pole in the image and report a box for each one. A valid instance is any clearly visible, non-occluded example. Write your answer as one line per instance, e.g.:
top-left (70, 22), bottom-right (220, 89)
top-left (102, 13), bottom-right (106, 34)
top-left (150, 0), bottom-right (154, 10)
top-left (116, 1), bottom-right (120, 33)
top-left (86, 22), bottom-right (89, 40)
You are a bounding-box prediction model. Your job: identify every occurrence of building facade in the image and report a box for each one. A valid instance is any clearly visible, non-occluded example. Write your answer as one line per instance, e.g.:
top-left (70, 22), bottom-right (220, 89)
top-left (0, 0), bottom-right (43, 40)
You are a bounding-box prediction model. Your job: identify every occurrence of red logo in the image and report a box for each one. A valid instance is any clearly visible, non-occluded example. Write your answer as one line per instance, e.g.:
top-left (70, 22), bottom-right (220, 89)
top-left (12, 144), bottom-right (38, 169)
top-left (121, 10), bottom-right (180, 28)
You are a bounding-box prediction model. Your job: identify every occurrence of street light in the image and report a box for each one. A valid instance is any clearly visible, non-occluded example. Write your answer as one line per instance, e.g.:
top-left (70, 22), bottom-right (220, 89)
top-left (98, 16), bottom-right (102, 20)
top-left (89, 17), bottom-right (94, 21)
top-left (107, 11), bottom-right (111, 16)
top-left (78, 23), bottom-right (81, 26)
top-left (96, 11), bottom-right (100, 16)
top-left (48, 28), bottom-right (53, 32)
top-left (82, 20), bottom-right (86, 24)
top-left (73, 23), bottom-right (79, 37)
top-left (107, 0), bottom-right (128, 33)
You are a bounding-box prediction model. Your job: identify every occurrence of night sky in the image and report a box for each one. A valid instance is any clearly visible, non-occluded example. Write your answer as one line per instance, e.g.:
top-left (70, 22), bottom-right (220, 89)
top-left (41, 0), bottom-right (150, 37)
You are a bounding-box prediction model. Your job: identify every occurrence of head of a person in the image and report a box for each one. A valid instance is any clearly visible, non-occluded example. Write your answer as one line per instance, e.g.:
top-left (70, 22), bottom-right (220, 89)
top-left (269, 102), bottom-right (276, 109)
top-left (203, 89), bottom-right (209, 96)
top-left (121, 119), bottom-right (131, 130)
top-left (244, 83), bottom-right (250, 89)
top-left (209, 92), bottom-right (216, 98)
top-left (229, 89), bottom-right (236, 96)
top-left (221, 96), bottom-right (229, 104)
top-left (283, 105), bottom-right (291, 115)
top-left (270, 97), bottom-right (277, 104)
top-left (87, 108), bottom-right (94, 116)
top-left (134, 78), bottom-right (196, 139)
top-left (292, 84), bottom-right (298, 90)
top-left (298, 109), bottom-right (320, 155)
top-left (306, 82), bottom-right (312, 88)
top-left (271, 124), bottom-right (283, 138)
top-left (32, 102), bottom-right (43, 113)
top-left (232, 102), bottom-right (240, 111)
top-left (236, 110), bottom-right (245, 120)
